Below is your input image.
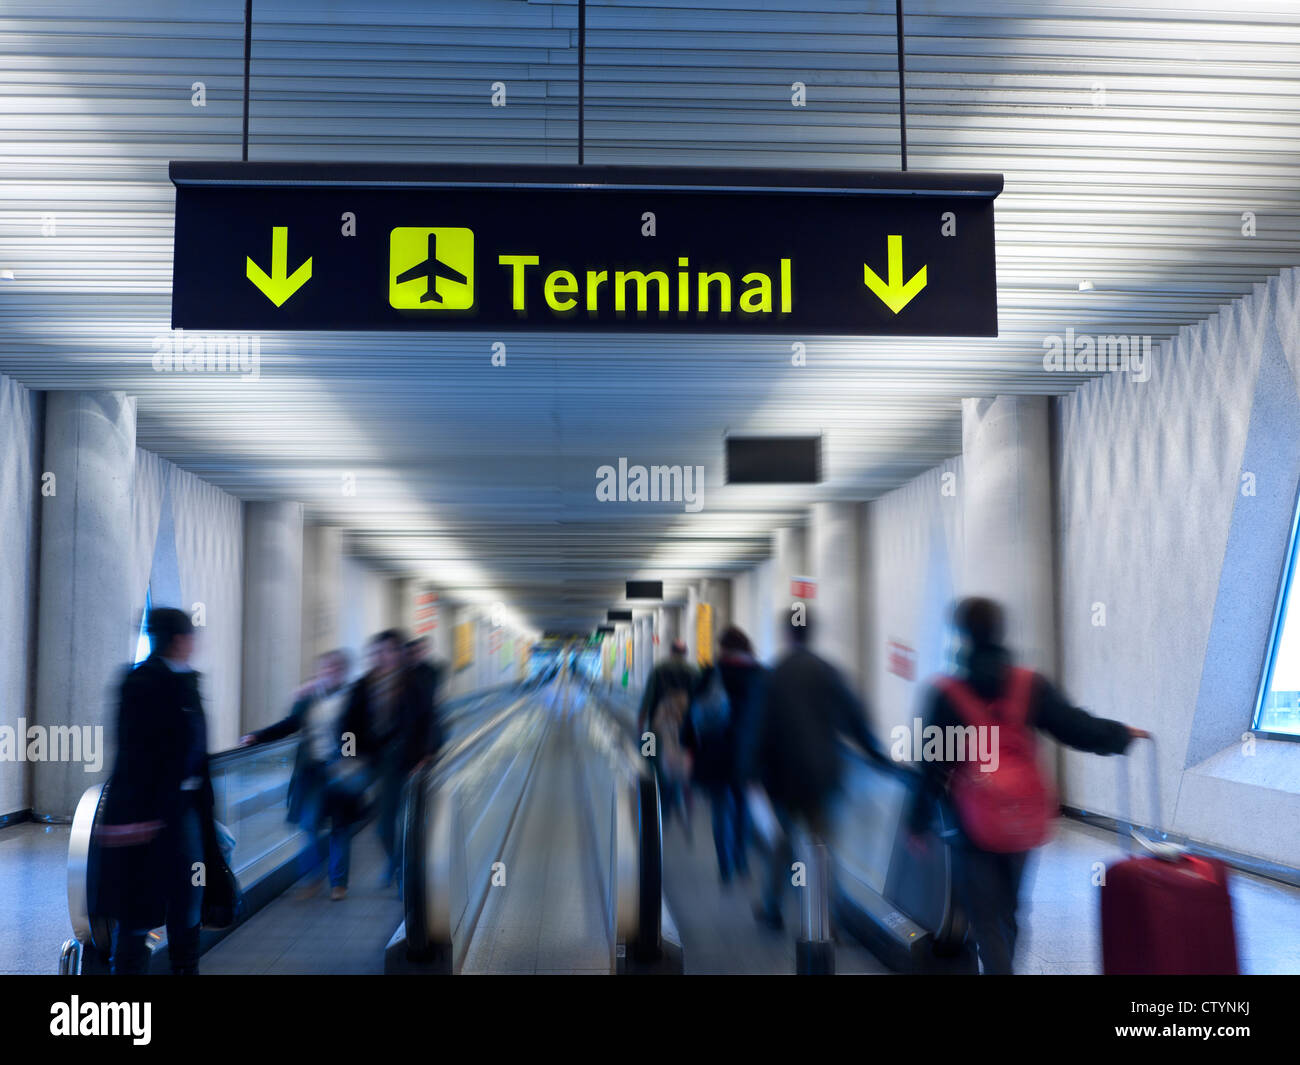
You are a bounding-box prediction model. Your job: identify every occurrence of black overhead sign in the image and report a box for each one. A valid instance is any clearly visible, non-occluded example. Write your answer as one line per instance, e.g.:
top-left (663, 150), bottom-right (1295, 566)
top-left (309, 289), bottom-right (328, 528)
top-left (170, 162), bottom-right (1001, 336)
top-left (625, 580), bottom-right (664, 600)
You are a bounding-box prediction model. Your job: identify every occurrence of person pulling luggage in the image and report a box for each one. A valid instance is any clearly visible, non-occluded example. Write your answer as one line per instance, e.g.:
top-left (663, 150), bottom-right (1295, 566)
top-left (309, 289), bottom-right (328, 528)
top-left (906, 597), bottom-right (1149, 974)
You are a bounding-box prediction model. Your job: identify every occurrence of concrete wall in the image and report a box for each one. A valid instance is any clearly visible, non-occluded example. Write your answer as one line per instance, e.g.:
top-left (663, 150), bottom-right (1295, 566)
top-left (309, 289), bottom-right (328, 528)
top-left (128, 447), bottom-right (244, 750)
top-left (809, 501), bottom-right (866, 692)
top-left (301, 523), bottom-right (343, 681)
top-left (339, 553), bottom-right (392, 677)
top-left (33, 392), bottom-right (135, 816)
top-left (1056, 269), bottom-right (1300, 868)
top-left (864, 457), bottom-right (964, 739)
top-left (169, 462), bottom-right (244, 750)
top-left (241, 502), bottom-right (303, 734)
top-left (0, 375), bottom-right (42, 817)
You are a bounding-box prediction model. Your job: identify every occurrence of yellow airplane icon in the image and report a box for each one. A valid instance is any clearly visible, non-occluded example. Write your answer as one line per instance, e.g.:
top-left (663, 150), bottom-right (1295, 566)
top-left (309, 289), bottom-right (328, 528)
top-left (390, 228), bottom-right (474, 309)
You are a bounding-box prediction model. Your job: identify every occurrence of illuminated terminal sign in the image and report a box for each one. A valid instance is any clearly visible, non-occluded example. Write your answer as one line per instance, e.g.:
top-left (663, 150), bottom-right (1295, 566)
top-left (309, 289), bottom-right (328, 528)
top-left (170, 162), bottom-right (1001, 336)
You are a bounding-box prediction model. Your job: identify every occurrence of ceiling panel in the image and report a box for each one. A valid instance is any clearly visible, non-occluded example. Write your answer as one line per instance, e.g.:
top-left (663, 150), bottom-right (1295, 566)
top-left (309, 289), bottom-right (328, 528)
top-left (2, 0), bottom-right (1298, 631)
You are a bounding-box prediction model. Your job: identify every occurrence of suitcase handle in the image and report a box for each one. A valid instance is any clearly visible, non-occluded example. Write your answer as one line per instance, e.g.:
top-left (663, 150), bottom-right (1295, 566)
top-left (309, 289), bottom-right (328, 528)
top-left (1116, 734), bottom-right (1166, 856)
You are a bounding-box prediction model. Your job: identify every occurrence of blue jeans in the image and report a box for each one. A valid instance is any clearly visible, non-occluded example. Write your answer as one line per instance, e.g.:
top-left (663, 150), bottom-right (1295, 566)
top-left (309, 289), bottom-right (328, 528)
top-left (709, 784), bottom-right (748, 880)
top-left (111, 794), bottom-right (204, 974)
top-left (298, 764), bottom-right (353, 888)
top-left (375, 750), bottom-right (404, 884)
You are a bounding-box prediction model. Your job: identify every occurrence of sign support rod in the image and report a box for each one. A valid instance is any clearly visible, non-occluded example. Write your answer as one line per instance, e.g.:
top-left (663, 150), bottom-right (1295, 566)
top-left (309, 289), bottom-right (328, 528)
top-left (242, 0), bottom-right (253, 162)
top-left (895, 0), bottom-right (908, 171)
top-left (578, 0), bottom-right (587, 165)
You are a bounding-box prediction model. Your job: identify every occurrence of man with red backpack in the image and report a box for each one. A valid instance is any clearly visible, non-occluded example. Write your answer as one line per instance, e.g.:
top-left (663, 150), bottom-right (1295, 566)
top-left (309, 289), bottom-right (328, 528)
top-left (906, 597), bottom-right (1149, 974)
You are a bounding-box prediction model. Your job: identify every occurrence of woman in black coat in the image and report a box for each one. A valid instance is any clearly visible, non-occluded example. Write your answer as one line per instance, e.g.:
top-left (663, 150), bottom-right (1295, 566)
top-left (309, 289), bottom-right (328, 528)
top-left (682, 626), bottom-right (767, 882)
top-left (95, 608), bottom-right (236, 974)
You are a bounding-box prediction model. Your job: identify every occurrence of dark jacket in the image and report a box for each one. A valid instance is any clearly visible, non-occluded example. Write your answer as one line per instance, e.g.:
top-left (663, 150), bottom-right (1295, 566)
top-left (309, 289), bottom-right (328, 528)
top-left (905, 644), bottom-right (1134, 843)
top-left (344, 667), bottom-right (441, 775)
top-left (682, 654), bottom-right (767, 788)
top-left (403, 660), bottom-right (445, 771)
top-left (252, 685), bottom-right (349, 826)
top-left (756, 645), bottom-right (888, 821)
top-left (95, 655), bottom-right (233, 931)
top-left (637, 656), bottom-right (697, 734)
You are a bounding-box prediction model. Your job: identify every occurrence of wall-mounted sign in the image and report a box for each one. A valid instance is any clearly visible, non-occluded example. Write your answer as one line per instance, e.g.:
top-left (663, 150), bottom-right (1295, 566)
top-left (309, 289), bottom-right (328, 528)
top-left (696, 602), bottom-right (714, 668)
top-left (790, 576), bottom-right (817, 599)
top-left (414, 587), bottom-right (439, 635)
top-left (170, 162), bottom-right (1000, 336)
top-left (886, 639), bottom-right (917, 681)
top-left (453, 622), bottom-right (474, 672)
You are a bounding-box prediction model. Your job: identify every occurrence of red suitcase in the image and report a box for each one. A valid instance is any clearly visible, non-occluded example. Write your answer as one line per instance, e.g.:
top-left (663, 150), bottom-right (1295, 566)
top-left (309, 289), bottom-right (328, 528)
top-left (1100, 738), bottom-right (1239, 975)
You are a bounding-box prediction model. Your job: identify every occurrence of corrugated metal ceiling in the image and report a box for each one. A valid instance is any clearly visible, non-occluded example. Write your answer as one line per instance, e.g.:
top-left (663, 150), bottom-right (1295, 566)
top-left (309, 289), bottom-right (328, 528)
top-left (1, 0), bottom-right (1299, 630)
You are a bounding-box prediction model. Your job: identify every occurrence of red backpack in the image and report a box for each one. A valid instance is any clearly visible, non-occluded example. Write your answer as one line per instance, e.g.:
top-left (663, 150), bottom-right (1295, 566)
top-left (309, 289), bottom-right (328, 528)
top-left (935, 666), bottom-right (1057, 853)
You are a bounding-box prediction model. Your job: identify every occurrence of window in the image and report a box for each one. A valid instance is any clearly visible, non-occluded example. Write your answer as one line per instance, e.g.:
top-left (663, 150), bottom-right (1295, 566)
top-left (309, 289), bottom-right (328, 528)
top-left (1253, 497), bottom-right (1300, 738)
top-left (133, 586), bottom-right (152, 665)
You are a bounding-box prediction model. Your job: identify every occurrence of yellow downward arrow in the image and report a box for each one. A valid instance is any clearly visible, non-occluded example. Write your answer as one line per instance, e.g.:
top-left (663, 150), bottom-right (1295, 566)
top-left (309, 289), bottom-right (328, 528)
top-left (246, 226), bottom-right (312, 307)
top-left (862, 234), bottom-right (927, 314)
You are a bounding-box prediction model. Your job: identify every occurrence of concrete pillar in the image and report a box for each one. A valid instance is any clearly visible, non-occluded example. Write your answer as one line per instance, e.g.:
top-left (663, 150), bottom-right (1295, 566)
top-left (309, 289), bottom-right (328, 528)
top-left (961, 396), bottom-right (1057, 678)
top-left (636, 612), bottom-right (654, 687)
top-left (809, 501), bottom-right (865, 691)
top-left (770, 526), bottom-right (807, 656)
top-left (632, 613), bottom-right (646, 687)
top-left (385, 577), bottom-right (405, 631)
top-left (33, 392), bottom-right (135, 817)
top-left (242, 501), bottom-right (304, 733)
top-left (658, 605), bottom-right (680, 657)
top-left (741, 558), bottom-right (776, 664)
top-left (429, 592), bottom-right (451, 667)
top-left (300, 523), bottom-right (342, 679)
top-left (684, 584), bottom-right (701, 667)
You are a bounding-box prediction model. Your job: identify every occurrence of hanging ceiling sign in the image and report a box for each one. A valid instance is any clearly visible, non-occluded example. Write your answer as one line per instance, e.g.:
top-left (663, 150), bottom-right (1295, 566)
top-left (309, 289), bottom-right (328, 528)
top-left (170, 162), bottom-right (1001, 336)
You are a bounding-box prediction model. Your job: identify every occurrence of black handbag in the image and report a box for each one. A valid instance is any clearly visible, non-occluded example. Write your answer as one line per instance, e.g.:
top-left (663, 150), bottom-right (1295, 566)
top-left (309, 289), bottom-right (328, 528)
top-left (324, 760), bottom-right (374, 824)
top-left (200, 820), bottom-right (245, 930)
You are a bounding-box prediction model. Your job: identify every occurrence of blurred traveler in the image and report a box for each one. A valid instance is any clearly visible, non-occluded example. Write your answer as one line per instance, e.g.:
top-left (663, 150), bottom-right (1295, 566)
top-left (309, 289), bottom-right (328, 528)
top-left (97, 607), bottom-right (236, 974)
top-left (637, 638), bottom-right (697, 832)
top-left (402, 635), bottom-right (446, 772)
top-left (906, 597), bottom-right (1149, 974)
top-left (682, 626), bottom-right (767, 883)
top-left (239, 649), bottom-right (361, 900)
top-left (753, 609), bottom-right (888, 929)
top-left (344, 629), bottom-right (424, 890)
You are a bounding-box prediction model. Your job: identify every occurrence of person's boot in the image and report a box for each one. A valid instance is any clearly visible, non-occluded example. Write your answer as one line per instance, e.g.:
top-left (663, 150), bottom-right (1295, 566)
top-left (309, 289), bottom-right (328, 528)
top-left (170, 924), bottom-right (201, 975)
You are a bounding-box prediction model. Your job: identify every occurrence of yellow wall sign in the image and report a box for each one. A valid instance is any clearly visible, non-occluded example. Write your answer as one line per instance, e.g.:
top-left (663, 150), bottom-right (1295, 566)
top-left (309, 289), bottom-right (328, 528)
top-left (696, 602), bottom-right (713, 668)
top-left (453, 621), bottom-right (474, 671)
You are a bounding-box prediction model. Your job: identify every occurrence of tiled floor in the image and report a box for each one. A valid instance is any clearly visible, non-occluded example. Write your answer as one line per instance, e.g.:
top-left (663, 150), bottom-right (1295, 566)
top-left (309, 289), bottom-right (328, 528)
top-left (0, 820), bottom-right (73, 975)
top-left (202, 826), bottom-right (403, 975)
top-left (1017, 820), bottom-right (1300, 975)
top-left (662, 812), bottom-right (890, 975)
top-left (664, 814), bottom-right (1300, 975)
top-left (8, 779), bottom-right (1300, 976)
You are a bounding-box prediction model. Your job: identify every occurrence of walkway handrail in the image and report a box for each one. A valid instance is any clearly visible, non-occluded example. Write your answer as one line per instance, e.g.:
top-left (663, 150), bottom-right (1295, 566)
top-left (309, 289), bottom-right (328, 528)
top-left (395, 690), bottom-right (547, 970)
top-left (586, 683), bottom-right (666, 965)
